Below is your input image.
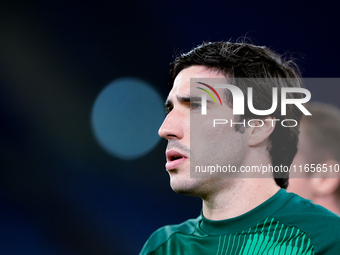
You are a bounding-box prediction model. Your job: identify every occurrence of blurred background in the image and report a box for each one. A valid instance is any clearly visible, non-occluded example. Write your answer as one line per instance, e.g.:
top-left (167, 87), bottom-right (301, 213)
top-left (0, 0), bottom-right (339, 254)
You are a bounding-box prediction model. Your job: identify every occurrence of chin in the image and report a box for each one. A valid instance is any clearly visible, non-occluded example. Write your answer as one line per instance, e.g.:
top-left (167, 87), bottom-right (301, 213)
top-left (171, 187), bottom-right (199, 197)
top-left (169, 178), bottom-right (205, 197)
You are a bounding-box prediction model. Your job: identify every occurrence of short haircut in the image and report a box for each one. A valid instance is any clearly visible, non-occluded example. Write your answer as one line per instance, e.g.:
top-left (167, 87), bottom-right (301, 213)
top-left (168, 41), bottom-right (304, 189)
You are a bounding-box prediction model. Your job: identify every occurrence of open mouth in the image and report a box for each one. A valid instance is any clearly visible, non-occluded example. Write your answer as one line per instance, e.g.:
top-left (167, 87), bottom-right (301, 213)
top-left (166, 150), bottom-right (187, 170)
top-left (170, 155), bottom-right (184, 161)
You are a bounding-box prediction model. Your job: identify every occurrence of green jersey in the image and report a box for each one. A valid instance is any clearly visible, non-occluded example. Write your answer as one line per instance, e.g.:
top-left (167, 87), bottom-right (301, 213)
top-left (140, 189), bottom-right (340, 254)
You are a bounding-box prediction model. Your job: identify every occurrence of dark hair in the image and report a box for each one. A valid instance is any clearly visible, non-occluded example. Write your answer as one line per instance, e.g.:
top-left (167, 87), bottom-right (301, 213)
top-left (168, 41), bottom-right (304, 189)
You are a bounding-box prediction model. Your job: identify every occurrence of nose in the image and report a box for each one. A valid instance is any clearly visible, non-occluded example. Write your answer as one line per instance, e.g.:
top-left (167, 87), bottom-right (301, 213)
top-left (158, 110), bottom-right (183, 140)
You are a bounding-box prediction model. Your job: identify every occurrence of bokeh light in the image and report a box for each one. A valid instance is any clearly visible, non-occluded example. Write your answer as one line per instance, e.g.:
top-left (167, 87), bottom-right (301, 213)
top-left (91, 77), bottom-right (164, 159)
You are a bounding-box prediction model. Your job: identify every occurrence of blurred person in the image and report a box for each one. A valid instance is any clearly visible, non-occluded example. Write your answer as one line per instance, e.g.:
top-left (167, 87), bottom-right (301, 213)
top-left (288, 102), bottom-right (340, 215)
top-left (140, 41), bottom-right (340, 255)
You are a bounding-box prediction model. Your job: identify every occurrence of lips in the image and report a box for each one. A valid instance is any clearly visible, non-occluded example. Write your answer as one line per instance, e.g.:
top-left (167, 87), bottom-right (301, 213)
top-left (165, 150), bottom-right (188, 170)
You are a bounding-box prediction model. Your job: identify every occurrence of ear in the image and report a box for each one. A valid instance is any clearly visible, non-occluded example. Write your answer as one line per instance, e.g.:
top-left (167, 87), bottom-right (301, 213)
top-left (248, 116), bottom-right (276, 147)
top-left (310, 159), bottom-right (340, 196)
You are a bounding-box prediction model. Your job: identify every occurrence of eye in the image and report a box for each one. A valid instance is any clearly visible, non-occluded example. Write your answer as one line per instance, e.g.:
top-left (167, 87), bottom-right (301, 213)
top-left (164, 101), bottom-right (173, 114)
top-left (190, 103), bottom-right (201, 110)
top-left (165, 105), bottom-right (173, 114)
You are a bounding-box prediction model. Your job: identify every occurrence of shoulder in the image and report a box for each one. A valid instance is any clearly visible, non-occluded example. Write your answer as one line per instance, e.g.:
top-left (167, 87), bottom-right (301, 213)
top-left (275, 191), bottom-right (340, 223)
top-left (139, 216), bottom-right (200, 255)
top-left (274, 191), bottom-right (340, 254)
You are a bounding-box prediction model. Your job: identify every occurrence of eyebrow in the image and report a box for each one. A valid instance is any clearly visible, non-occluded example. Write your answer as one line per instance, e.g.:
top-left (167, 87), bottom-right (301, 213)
top-left (164, 95), bottom-right (215, 107)
top-left (178, 95), bottom-right (216, 105)
top-left (165, 96), bottom-right (204, 105)
top-left (177, 95), bottom-right (202, 103)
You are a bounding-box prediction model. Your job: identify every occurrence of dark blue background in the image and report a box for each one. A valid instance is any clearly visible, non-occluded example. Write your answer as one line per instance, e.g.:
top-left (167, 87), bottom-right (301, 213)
top-left (0, 1), bottom-right (339, 254)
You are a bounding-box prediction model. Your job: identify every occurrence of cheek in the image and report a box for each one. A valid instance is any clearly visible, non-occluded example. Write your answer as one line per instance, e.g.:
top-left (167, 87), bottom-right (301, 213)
top-left (199, 125), bottom-right (233, 147)
top-left (193, 126), bottom-right (244, 160)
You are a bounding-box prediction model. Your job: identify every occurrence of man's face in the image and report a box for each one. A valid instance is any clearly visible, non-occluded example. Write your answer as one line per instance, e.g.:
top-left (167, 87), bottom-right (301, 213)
top-left (158, 66), bottom-right (248, 197)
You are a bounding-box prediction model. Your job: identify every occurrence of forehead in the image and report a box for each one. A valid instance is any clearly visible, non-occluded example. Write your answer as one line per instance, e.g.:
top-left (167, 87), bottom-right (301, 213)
top-left (168, 66), bottom-right (227, 99)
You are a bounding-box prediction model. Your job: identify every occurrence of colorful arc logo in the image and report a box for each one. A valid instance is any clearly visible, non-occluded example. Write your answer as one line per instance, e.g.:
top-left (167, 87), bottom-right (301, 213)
top-left (196, 82), bottom-right (223, 106)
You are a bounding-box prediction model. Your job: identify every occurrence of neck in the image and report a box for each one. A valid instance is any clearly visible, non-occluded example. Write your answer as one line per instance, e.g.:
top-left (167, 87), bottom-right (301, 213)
top-left (202, 178), bottom-right (280, 220)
